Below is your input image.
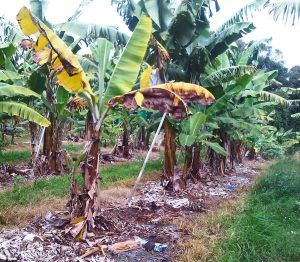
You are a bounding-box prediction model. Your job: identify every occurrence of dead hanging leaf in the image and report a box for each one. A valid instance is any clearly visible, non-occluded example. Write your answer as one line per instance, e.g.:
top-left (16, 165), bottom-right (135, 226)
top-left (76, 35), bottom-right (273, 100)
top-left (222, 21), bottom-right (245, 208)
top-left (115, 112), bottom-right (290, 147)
top-left (67, 96), bottom-right (86, 111)
top-left (159, 82), bottom-right (215, 105)
top-left (150, 36), bottom-right (170, 62)
top-left (16, 7), bottom-right (93, 96)
top-left (109, 87), bottom-right (188, 120)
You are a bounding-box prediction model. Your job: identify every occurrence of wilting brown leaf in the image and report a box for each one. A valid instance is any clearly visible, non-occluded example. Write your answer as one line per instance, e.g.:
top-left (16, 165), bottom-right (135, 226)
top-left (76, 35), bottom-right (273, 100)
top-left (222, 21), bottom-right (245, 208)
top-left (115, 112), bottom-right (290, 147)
top-left (150, 36), bottom-right (170, 62)
top-left (109, 87), bottom-right (188, 120)
top-left (158, 82), bottom-right (215, 105)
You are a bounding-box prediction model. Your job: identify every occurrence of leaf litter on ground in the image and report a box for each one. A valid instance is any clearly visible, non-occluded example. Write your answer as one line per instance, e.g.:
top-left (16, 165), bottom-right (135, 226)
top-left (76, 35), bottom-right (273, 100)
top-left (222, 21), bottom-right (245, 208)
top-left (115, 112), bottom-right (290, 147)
top-left (0, 161), bottom-right (260, 261)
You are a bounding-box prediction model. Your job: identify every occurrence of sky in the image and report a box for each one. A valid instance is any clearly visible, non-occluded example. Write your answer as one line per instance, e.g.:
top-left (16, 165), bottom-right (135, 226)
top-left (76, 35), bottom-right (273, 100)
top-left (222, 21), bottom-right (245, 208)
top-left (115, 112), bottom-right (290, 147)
top-left (1, 0), bottom-right (299, 69)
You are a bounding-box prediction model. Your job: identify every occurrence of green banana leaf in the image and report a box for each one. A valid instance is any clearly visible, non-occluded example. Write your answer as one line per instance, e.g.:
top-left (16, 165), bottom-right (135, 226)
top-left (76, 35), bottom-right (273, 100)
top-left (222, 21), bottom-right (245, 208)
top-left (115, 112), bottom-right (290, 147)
top-left (205, 141), bottom-right (227, 156)
top-left (104, 16), bottom-right (152, 102)
top-left (58, 22), bottom-right (129, 46)
top-left (0, 85), bottom-right (40, 98)
top-left (0, 70), bottom-right (22, 81)
top-left (0, 101), bottom-right (50, 127)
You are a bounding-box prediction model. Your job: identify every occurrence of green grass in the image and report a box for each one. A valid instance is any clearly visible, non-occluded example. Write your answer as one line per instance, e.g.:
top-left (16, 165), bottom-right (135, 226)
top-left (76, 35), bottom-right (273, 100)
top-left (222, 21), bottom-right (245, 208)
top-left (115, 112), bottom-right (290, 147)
top-left (0, 150), bottom-right (31, 164)
top-left (63, 143), bottom-right (84, 152)
top-left (0, 143), bottom-right (84, 165)
top-left (215, 159), bottom-right (300, 262)
top-left (0, 159), bottom-right (162, 217)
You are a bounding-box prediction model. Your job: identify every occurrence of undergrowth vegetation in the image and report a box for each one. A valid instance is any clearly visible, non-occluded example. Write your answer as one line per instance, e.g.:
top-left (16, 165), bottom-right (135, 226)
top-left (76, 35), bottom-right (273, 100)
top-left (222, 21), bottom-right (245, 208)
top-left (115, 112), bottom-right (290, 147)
top-left (178, 159), bottom-right (300, 261)
top-left (0, 150), bottom-right (31, 164)
top-left (215, 158), bottom-right (300, 261)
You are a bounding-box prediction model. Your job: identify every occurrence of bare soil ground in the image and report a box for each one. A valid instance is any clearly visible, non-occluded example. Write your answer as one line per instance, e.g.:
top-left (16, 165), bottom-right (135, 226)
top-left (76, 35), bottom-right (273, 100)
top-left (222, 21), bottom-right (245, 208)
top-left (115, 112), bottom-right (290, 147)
top-left (0, 160), bottom-right (263, 261)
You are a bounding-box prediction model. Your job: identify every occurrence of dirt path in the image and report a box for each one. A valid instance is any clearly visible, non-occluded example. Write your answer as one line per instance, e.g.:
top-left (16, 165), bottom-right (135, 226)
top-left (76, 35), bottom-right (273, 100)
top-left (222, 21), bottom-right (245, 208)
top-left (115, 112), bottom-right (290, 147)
top-left (0, 160), bottom-right (265, 261)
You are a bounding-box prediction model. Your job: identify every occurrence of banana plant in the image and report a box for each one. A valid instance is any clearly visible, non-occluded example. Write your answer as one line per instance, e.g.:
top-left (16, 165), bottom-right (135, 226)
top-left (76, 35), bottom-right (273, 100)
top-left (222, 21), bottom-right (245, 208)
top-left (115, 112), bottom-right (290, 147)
top-left (109, 82), bottom-right (215, 195)
top-left (16, 6), bottom-right (152, 239)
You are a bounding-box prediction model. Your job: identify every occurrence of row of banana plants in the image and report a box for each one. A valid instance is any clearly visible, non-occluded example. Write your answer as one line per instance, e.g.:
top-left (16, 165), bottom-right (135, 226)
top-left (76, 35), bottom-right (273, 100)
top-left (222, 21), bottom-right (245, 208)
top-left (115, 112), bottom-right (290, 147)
top-left (0, 0), bottom-right (298, 239)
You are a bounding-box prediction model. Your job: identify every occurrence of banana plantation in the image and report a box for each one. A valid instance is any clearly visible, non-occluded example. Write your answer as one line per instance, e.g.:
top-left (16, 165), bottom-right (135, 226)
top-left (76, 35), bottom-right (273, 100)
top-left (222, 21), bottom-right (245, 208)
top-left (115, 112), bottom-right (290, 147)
top-left (0, 0), bottom-right (299, 261)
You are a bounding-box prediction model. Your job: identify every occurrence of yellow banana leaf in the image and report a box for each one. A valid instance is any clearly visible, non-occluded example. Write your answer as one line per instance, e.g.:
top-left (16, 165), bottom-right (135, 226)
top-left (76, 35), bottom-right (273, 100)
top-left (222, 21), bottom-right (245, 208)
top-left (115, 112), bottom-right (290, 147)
top-left (140, 66), bottom-right (153, 89)
top-left (17, 7), bottom-right (93, 96)
top-left (32, 47), bottom-right (51, 65)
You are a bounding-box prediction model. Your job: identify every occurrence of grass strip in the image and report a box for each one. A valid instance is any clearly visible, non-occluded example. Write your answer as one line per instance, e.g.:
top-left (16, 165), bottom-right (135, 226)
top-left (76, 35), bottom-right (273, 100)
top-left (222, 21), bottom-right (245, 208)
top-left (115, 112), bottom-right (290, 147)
top-left (0, 150), bottom-right (31, 164)
top-left (215, 159), bottom-right (300, 261)
top-left (0, 158), bottom-right (162, 225)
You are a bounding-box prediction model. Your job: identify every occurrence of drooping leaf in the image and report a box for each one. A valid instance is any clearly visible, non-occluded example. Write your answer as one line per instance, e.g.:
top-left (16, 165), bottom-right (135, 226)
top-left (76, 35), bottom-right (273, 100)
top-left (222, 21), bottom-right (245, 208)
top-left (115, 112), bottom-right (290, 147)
top-left (77, 55), bottom-right (97, 74)
top-left (237, 39), bottom-right (270, 65)
top-left (109, 87), bottom-right (188, 120)
top-left (66, 0), bottom-right (94, 23)
top-left (0, 85), bottom-right (40, 98)
top-left (105, 16), bottom-right (152, 101)
top-left (203, 66), bottom-right (256, 86)
top-left (58, 22), bottom-right (129, 46)
top-left (0, 101), bottom-right (50, 127)
top-left (144, 0), bottom-right (174, 31)
top-left (0, 70), bottom-right (22, 81)
top-left (217, 1), bottom-right (263, 30)
top-left (205, 141), bottom-right (227, 156)
top-left (207, 22), bottom-right (256, 59)
top-left (30, 0), bottom-right (49, 21)
top-left (260, 91), bottom-right (290, 106)
top-left (17, 7), bottom-right (93, 96)
top-left (153, 82), bottom-right (215, 105)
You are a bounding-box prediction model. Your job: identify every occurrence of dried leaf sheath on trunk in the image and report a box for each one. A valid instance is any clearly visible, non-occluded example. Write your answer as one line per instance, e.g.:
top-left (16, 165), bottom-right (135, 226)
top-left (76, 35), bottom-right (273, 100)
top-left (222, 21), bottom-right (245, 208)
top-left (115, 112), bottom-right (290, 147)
top-left (162, 119), bottom-right (176, 189)
top-left (70, 127), bottom-right (101, 226)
